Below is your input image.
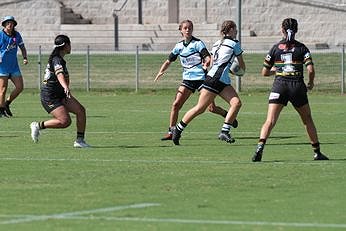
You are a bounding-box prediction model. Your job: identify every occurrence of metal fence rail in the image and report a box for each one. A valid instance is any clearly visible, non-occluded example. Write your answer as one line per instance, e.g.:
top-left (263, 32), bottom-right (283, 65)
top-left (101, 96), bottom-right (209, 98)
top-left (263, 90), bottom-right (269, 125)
top-left (19, 46), bottom-right (345, 94)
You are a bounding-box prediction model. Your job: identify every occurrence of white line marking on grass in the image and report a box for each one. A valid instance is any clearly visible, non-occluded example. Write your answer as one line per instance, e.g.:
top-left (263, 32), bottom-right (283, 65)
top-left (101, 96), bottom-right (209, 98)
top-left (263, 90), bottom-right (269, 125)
top-left (8, 215), bottom-right (346, 229)
top-left (0, 157), bottom-right (343, 166)
top-left (1, 130), bottom-right (346, 135)
top-left (0, 203), bottom-right (160, 225)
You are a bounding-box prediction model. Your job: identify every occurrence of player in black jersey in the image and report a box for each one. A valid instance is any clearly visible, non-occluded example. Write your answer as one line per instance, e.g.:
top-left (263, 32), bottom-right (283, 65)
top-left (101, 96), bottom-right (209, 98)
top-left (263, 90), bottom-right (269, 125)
top-left (252, 18), bottom-right (329, 161)
top-left (30, 35), bottom-right (90, 148)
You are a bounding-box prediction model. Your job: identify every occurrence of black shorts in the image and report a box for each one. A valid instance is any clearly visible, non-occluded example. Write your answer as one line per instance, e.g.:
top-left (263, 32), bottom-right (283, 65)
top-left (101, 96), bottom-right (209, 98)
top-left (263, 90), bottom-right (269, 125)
top-left (269, 77), bottom-right (308, 107)
top-left (180, 79), bottom-right (204, 93)
top-left (201, 75), bottom-right (229, 94)
top-left (40, 91), bottom-right (65, 113)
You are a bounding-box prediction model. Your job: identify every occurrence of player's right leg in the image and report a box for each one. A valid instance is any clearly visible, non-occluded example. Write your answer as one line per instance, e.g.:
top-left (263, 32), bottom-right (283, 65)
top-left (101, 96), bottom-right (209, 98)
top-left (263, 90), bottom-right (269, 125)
top-left (0, 76), bottom-right (9, 117)
top-left (161, 85), bottom-right (192, 141)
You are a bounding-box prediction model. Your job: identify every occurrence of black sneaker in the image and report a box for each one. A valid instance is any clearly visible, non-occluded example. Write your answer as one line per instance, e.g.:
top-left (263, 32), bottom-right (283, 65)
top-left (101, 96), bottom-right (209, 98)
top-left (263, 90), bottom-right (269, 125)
top-left (172, 127), bottom-right (181, 145)
top-left (4, 103), bottom-right (13, 117)
top-left (231, 119), bottom-right (238, 128)
top-left (218, 131), bottom-right (235, 143)
top-left (313, 151), bottom-right (329, 160)
top-left (252, 143), bottom-right (264, 162)
top-left (0, 108), bottom-right (9, 118)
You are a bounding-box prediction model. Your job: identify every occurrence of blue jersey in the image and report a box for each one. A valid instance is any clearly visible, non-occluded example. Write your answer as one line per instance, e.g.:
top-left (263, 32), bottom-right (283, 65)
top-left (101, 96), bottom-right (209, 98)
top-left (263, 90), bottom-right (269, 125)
top-left (0, 30), bottom-right (24, 74)
top-left (168, 36), bottom-right (210, 81)
top-left (208, 37), bottom-right (243, 84)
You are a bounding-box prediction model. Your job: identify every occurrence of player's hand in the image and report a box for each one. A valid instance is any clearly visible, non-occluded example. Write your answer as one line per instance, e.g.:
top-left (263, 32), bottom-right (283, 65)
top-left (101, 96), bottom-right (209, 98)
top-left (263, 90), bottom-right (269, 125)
top-left (154, 72), bottom-right (164, 82)
top-left (23, 58), bottom-right (28, 65)
top-left (64, 87), bottom-right (71, 98)
top-left (307, 81), bottom-right (314, 90)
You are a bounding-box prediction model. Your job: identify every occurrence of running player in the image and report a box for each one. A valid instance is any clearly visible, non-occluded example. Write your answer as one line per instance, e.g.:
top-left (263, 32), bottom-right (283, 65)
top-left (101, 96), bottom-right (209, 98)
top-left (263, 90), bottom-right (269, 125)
top-left (172, 20), bottom-right (245, 145)
top-left (252, 18), bottom-right (329, 161)
top-left (0, 16), bottom-right (28, 117)
top-left (155, 19), bottom-right (237, 141)
top-left (30, 35), bottom-right (90, 148)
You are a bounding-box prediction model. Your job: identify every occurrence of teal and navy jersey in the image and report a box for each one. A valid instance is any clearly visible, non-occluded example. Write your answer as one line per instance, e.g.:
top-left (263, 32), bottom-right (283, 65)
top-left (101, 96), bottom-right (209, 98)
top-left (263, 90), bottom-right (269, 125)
top-left (264, 39), bottom-right (313, 79)
top-left (208, 36), bottom-right (243, 85)
top-left (168, 36), bottom-right (210, 81)
top-left (0, 30), bottom-right (24, 73)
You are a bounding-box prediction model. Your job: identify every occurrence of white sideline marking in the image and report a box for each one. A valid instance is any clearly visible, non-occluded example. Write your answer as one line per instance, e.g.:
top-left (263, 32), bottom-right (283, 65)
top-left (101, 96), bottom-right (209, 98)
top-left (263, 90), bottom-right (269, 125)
top-left (1, 214), bottom-right (346, 229)
top-left (0, 157), bottom-right (343, 165)
top-left (66, 216), bottom-right (346, 228)
top-left (1, 130), bottom-right (346, 135)
top-left (0, 203), bottom-right (160, 225)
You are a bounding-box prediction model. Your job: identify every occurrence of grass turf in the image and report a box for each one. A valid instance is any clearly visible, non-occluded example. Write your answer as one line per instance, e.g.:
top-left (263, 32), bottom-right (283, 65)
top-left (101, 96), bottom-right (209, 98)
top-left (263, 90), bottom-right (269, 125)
top-left (0, 90), bottom-right (345, 231)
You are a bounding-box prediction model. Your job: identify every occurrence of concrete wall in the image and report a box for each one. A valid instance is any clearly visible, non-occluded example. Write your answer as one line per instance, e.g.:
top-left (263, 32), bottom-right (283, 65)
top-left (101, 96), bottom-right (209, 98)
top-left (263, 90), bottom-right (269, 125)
top-left (0, 0), bottom-right (345, 50)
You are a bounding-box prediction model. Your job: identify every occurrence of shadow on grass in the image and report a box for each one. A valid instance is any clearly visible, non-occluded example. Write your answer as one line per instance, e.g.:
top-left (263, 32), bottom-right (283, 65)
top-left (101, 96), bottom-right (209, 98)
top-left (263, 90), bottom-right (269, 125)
top-left (253, 158), bottom-right (346, 163)
top-left (0, 135), bottom-right (19, 138)
top-left (89, 144), bottom-right (173, 149)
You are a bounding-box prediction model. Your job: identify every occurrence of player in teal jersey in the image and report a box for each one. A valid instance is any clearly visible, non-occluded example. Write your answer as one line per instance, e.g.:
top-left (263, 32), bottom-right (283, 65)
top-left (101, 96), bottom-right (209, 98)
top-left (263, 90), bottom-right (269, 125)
top-left (0, 16), bottom-right (28, 117)
top-left (155, 19), bottom-right (237, 141)
top-left (172, 20), bottom-right (245, 145)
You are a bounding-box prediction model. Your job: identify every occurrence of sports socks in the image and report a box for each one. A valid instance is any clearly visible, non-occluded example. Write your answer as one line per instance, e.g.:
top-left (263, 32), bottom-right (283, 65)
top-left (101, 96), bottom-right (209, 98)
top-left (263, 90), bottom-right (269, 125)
top-left (221, 122), bottom-right (232, 133)
top-left (39, 121), bottom-right (46, 129)
top-left (176, 121), bottom-right (187, 132)
top-left (258, 138), bottom-right (266, 145)
top-left (77, 132), bottom-right (85, 141)
top-left (312, 142), bottom-right (320, 153)
top-left (5, 100), bottom-right (11, 106)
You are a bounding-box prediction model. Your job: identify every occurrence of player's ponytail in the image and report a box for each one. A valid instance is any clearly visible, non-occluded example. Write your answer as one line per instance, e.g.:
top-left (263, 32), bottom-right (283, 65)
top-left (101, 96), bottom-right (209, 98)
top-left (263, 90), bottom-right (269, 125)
top-left (282, 18), bottom-right (298, 44)
top-left (48, 35), bottom-right (71, 68)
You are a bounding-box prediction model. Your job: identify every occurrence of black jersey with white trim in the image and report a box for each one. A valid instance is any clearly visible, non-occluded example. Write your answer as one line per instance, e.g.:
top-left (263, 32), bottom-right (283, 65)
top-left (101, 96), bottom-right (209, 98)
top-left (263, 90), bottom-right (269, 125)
top-left (41, 55), bottom-right (69, 98)
top-left (264, 39), bottom-right (313, 78)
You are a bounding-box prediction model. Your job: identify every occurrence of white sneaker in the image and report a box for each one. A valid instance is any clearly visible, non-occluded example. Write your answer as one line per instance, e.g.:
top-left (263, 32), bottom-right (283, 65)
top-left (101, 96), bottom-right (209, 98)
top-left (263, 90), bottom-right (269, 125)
top-left (30, 122), bottom-right (40, 143)
top-left (73, 140), bottom-right (91, 148)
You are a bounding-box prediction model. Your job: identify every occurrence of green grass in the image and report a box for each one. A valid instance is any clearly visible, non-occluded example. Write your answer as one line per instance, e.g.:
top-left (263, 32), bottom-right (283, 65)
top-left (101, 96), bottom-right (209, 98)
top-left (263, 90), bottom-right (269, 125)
top-left (0, 90), bottom-right (346, 230)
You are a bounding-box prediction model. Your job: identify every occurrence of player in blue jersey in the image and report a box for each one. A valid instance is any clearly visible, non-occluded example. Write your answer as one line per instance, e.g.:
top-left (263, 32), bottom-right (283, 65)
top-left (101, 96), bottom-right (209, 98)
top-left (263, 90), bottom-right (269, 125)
top-left (0, 16), bottom-right (28, 117)
top-left (172, 20), bottom-right (245, 145)
top-left (252, 18), bottom-right (329, 161)
top-left (30, 35), bottom-right (90, 148)
top-left (155, 19), bottom-right (237, 141)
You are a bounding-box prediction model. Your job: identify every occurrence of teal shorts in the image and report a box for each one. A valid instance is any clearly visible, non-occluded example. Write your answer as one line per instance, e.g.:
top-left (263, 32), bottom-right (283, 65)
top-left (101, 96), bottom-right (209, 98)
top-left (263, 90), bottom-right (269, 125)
top-left (0, 70), bottom-right (22, 78)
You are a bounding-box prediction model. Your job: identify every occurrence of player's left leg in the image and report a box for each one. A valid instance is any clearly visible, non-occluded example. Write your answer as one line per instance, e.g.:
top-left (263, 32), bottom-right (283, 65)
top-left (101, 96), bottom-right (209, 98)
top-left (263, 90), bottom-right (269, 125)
top-left (295, 103), bottom-right (329, 160)
top-left (64, 96), bottom-right (90, 148)
top-left (218, 86), bottom-right (241, 143)
top-left (6, 75), bottom-right (24, 116)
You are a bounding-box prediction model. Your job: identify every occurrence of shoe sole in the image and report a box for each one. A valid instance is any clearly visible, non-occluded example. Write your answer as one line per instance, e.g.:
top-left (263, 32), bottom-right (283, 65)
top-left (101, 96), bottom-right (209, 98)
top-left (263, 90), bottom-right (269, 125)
top-left (161, 136), bottom-right (172, 141)
top-left (218, 135), bottom-right (235, 144)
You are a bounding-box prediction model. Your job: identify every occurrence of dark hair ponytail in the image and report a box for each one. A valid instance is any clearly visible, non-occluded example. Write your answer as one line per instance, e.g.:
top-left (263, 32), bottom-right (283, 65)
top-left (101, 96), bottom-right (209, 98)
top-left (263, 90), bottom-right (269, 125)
top-left (282, 18), bottom-right (298, 44)
top-left (48, 35), bottom-right (71, 66)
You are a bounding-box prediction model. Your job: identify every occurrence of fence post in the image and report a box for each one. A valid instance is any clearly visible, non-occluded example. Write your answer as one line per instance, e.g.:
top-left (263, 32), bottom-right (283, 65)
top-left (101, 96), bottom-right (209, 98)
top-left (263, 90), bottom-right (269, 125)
top-left (113, 11), bottom-right (119, 51)
top-left (38, 45), bottom-right (42, 90)
top-left (86, 45), bottom-right (90, 92)
top-left (236, 0), bottom-right (242, 93)
top-left (342, 44), bottom-right (345, 94)
top-left (135, 46), bottom-right (139, 92)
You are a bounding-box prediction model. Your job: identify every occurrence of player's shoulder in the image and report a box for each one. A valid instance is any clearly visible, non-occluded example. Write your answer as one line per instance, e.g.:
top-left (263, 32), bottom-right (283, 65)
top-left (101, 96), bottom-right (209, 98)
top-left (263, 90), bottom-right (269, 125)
top-left (52, 55), bottom-right (65, 63)
top-left (191, 36), bottom-right (201, 42)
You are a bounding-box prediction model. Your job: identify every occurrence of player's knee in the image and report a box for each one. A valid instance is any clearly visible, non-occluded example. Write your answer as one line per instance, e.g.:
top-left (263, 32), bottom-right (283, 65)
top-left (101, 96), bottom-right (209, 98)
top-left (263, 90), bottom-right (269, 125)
top-left (172, 100), bottom-right (183, 111)
top-left (232, 98), bottom-right (242, 109)
top-left (77, 105), bottom-right (86, 115)
top-left (207, 104), bottom-right (216, 113)
top-left (16, 84), bottom-right (24, 93)
top-left (60, 117), bottom-right (72, 128)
